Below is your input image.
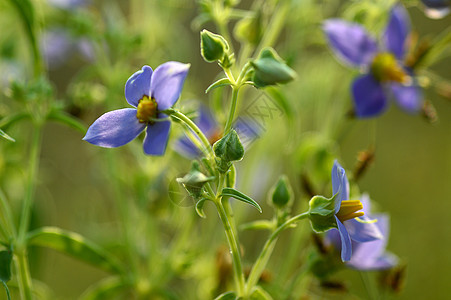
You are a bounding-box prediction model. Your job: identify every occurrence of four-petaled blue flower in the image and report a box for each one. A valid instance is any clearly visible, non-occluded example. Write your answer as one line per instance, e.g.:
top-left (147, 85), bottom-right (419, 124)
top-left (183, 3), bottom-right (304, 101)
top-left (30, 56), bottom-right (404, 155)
top-left (174, 105), bottom-right (261, 158)
top-left (330, 161), bottom-right (382, 262)
top-left (421, 0), bottom-right (450, 18)
top-left (323, 4), bottom-right (422, 118)
top-left (83, 62), bottom-right (190, 155)
top-left (327, 194), bottom-right (398, 269)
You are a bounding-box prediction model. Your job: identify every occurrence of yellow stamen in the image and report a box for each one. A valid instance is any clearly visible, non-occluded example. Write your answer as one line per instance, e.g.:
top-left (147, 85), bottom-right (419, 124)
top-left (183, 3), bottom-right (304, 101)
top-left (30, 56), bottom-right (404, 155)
top-left (136, 96), bottom-right (158, 123)
top-left (371, 52), bottom-right (409, 84)
top-left (355, 216), bottom-right (378, 224)
top-left (336, 200), bottom-right (364, 222)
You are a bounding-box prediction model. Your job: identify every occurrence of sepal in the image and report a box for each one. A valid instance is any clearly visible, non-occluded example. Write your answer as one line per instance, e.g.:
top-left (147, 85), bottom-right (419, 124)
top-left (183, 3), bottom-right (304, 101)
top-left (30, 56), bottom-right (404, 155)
top-left (200, 30), bottom-right (229, 63)
top-left (251, 47), bottom-right (296, 88)
top-left (308, 194), bottom-right (338, 233)
top-left (213, 130), bottom-right (245, 173)
top-left (176, 161), bottom-right (215, 199)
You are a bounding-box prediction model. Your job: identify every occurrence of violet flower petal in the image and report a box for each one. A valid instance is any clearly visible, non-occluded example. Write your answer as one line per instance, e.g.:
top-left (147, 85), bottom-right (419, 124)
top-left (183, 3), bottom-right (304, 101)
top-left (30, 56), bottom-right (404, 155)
top-left (345, 217), bottom-right (383, 242)
top-left (125, 65), bottom-right (153, 107)
top-left (352, 74), bottom-right (388, 118)
top-left (390, 83), bottom-right (422, 113)
top-left (83, 108), bottom-right (145, 147)
top-left (143, 115), bottom-right (171, 155)
top-left (323, 20), bottom-right (378, 67)
top-left (173, 137), bottom-right (202, 159)
top-left (197, 105), bottom-right (218, 136)
top-left (331, 161), bottom-right (348, 213)
top-left (336, 217), bottom-right (352, 262)
top-left (383, 4), bottom-right (410, 60)
top-left (151, 61), bottom-right (190, 111)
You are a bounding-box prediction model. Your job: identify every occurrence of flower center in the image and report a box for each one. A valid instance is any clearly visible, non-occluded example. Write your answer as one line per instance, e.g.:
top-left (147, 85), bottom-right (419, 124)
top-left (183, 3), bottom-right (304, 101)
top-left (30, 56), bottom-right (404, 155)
top-left (336, 200), bottom-right (364, 222)
top-left (136, 96), bottom-right (158, 124)
top-left (370, 52), bottom-right (408, 83)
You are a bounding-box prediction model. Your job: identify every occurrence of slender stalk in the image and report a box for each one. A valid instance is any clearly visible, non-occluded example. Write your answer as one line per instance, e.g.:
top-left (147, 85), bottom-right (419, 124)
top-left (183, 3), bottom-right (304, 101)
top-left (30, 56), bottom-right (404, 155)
top-left (15, 250), bottom-right (33, 300)
top-left (224, 87), bottom-right (239, 135)
top-left (214, 199), bottom-right (245, 295)
top-left (14, 126), bottom-right (42, 300)
top-left (1, 281), bottom-right (11, 300)
top-left (17, 126), bottom-right (42, 242)
top-left (168, 110), bottom-right (215, 160)
top-left (0, 189), bottom-right (16, 240)
top-left (245, 212), bottom-right (309, 295)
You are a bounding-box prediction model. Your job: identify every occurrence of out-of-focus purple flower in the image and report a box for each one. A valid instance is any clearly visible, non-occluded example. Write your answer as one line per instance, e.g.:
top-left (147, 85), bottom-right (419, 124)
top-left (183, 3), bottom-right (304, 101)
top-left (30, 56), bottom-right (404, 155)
top-left (47, 0), bottom-right (87, 10)
top-left (41, 29), bottom-right (95, 69)
top-left (174, 106), bottom-right (261, 158)
top-left (421, 0), bottom-right (450, 18)
top-left (324, 4), bottom-right (423, 118)
top-left (327, 194), bottom-right (398, 270)
top-left (83, 62), bottom-right (190, 155)
top-left (329, 161), bottom-right (382, 262)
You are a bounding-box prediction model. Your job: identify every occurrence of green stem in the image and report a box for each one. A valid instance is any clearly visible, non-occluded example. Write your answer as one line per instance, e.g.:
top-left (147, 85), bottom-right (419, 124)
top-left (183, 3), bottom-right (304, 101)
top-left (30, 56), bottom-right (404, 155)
top-left (245, 212), bottom-right (309, 295)
top-left (15, 250), bottom-right (33, 300)
top-left (214, 199), bottom-right (245, 295)
top-left (224, 87), bottom-right (239, 135)
top-left (0, 189), bottom-right (16, 240)
top-left (1, 281), bottom-right (11, 300)
top-left (17, 126), bottom-right (42, 243)
top-left (167, 110), bottom-right (215, 160)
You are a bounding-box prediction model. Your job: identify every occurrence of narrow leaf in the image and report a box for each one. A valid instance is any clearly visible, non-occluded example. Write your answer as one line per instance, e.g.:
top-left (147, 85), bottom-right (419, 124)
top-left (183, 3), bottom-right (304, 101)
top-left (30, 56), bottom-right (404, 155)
top-left (0, 129), bottom-right (15, 142)
top-left (195, 198), bottom-right (210, 218)
top-left (214, 291), bottom-right (238, 300)
top-left (26, 227), bottom-right (124, 274)
top-left (47, 112), bottom-right (87, 134)
top-left (80, 276), bottom-right (126, 300)
top-left (250, 286), bottom-right (273, 300)
top-left (206, 78), bottom-right (231, 93)
top-left (221, 187), bottom-right (262, 212)
top-left (239, 220), bottom-right (274, 231)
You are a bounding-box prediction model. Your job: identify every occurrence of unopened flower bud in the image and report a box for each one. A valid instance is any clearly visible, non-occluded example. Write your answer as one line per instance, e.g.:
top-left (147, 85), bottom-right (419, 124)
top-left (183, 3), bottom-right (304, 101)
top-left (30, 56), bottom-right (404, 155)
top-left (200, 30), bottom-right (229, 63)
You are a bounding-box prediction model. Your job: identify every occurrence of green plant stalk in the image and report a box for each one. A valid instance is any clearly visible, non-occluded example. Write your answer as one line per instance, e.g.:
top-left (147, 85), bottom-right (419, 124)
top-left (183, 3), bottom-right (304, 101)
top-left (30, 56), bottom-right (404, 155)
top-left (214, 199), bottom-right (245, 295)
top-left (14, 126), bottom-right (42, 299)
top-left (168, 110), bottom-right (215, 161)
top-left (1, 281), bottom-right (11, 300)
top-left (0, 189), bottom-right (16, 240)
top-left (17, 126), bottom-right (42, 242)
top-left (223, 87), bottom-right (239, 135)
top-left (15, 249), bottom-right (33, 300)
top-left (245, 212), bottom-right (309, 295)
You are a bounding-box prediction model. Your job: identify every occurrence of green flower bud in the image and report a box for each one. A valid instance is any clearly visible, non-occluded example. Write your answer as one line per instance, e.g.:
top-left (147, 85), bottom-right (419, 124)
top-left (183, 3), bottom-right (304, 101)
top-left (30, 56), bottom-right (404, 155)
top-left (213, 130), bottom-right (244, 173)
top-left (269, 175), bottom-right (293, 209)
top-left (251, 47), bottom-right (297, 88)
top-left (308, 195), bottom-right (338, 233)
top-left (200, 29), bottom-right (229, 63)
top-left (176, 162), bottom-right (214, 199)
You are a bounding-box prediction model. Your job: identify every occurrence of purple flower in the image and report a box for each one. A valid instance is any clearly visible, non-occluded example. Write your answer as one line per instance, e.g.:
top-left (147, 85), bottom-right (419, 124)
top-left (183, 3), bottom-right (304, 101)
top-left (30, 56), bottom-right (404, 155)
top-left (329, 161), bottom-right (382, 262)
top-left (324, 4), bottom-right (422, 118)
top-left (327, 195), bottom-right (398, 270)
top-left (83, 62), bottom-right (190, 155)
top-left (421, 0), bottom-right (450, 18)
top-left (174, 105), bottom-right (261, 158)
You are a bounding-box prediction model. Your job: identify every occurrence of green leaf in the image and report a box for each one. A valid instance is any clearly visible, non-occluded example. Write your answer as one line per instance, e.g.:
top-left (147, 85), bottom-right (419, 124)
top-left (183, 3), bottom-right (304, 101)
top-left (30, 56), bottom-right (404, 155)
top-left (0, 129), bottom-right (15, 142)
top-left (214, 291), bottom-right (238, 300)
top-left (26, 227), bottom-right (124, 274)
top-left (250, 286), bottom-right (273, 300)
top-left (80, 276), bottom-right (127, 300)
top-left (47, 111), bottom-right (87, 134)
top-left (0, 251), bottom-right (12, 282)
top-left (206, 78), bottom-right (232, 93)
top-left (195, 198), bottom-right (210, 218)
top-left (221, 187), bottom-right (262, 213)
top-left (239, 220), bottom-right (274, 231)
